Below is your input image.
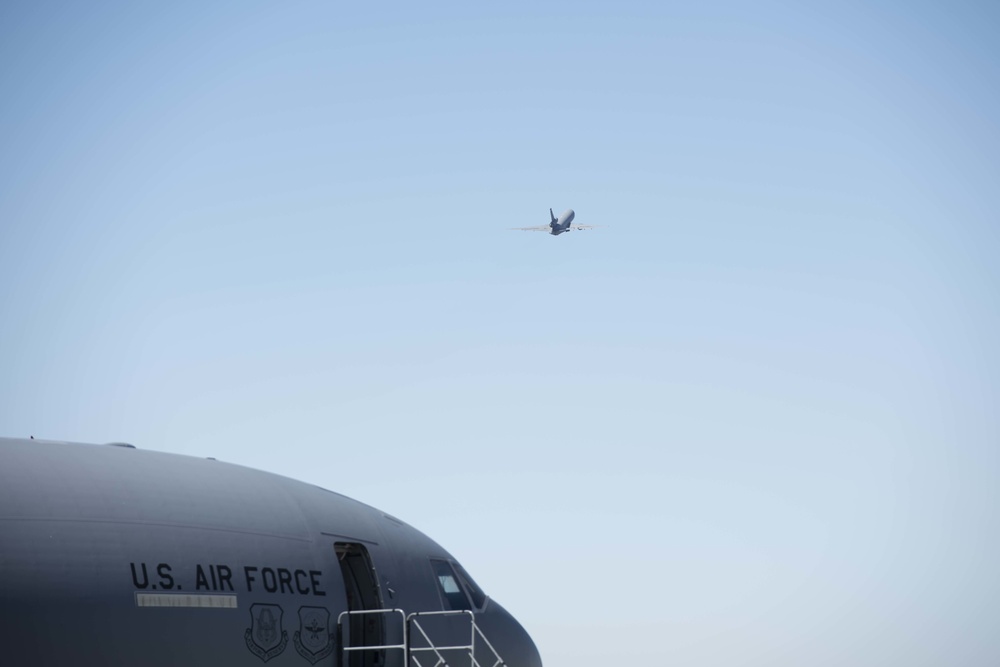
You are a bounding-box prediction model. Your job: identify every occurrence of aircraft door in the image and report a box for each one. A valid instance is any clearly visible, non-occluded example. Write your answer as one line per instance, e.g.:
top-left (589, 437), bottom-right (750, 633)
top-left (335, 542), bottom-right (391, 667)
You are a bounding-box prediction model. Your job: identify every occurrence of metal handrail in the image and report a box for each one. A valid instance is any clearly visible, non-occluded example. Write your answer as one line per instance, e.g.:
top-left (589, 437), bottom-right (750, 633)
top-left (337, 608), bottom-right (408, 660)
top-left (405, 610), bottom-right (506, 667)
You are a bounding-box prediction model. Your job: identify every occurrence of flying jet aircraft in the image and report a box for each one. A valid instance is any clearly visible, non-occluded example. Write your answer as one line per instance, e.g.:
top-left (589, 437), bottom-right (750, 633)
top-left (512, 208), bottom-right (596, 235)
top-left (0, 437), bottom-right (542, 667)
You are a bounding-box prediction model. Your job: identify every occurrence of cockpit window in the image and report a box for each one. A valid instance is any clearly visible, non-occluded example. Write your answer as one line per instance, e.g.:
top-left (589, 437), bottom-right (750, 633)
top-left (431, 559), bottom-right (471, 611)
top-left (452, 562), bottom-right (487, 610)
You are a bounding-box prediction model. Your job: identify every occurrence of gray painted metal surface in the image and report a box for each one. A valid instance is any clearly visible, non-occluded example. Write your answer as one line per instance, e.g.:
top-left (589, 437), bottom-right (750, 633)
top-left (0, 437), bottom-right (541, 667)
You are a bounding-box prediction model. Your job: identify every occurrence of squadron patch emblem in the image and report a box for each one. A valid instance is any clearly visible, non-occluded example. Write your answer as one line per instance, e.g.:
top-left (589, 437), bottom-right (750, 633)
top-left (245, 603), bottom-right (288, 662)
top-left (293, 606), bottom-right (335, 664)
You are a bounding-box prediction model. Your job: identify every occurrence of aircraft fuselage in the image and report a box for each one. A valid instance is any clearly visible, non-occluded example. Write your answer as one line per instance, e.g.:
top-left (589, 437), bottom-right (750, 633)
top-left (0, 438), bottom-right (542, 667)
top-left (549, 208), bottom-right (576, 235)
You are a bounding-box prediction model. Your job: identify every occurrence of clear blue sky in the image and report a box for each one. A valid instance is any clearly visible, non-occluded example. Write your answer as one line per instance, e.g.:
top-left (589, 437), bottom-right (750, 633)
top-left (2, 2), bottom-right (998, 664)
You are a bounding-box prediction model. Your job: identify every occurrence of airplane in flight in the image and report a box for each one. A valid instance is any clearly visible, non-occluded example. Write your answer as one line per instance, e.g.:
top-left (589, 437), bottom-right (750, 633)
top-left (0, 437), bottom-right (542, 667)
top-left (512, 208), bottom-right (596, 235)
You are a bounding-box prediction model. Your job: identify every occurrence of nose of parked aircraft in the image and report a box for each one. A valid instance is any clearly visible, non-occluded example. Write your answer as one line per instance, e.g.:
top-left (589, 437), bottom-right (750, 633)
top-left (479, 600), bottom-right (543, 667)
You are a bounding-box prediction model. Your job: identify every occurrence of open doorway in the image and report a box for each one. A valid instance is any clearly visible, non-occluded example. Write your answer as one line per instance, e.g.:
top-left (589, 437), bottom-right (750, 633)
top-left (335, 543), bottom-right (384, 667)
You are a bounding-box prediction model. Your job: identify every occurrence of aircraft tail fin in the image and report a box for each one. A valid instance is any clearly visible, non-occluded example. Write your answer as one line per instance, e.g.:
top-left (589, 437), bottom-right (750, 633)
top-left (550, 208), bottom-right (556, 224)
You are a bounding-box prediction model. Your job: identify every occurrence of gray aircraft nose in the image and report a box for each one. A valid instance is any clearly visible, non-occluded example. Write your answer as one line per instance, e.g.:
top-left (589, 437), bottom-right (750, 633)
top-left (476, 600), bottom-right (543, 667)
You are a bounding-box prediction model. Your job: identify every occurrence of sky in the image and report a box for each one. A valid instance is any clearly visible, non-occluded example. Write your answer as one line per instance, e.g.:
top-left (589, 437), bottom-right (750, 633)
top-left (1, 1), bottom-right (999, 665)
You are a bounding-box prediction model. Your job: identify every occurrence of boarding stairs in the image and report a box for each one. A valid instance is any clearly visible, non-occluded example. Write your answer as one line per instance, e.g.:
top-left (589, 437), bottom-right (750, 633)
top-left (337, 608), bottom-right (507, 667)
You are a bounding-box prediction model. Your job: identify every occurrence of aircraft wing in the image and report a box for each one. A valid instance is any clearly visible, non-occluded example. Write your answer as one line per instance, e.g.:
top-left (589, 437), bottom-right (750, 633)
top-left (572, 225), bottom-right (599, 230)
top-left (510, 226), bottom-right (551, 232)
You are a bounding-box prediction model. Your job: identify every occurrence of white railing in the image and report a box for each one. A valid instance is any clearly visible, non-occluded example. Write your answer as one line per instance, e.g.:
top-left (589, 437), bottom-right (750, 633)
top-left (338, 608), bottom-right (506, 667)
top-left (406, 610), bottom-right (506, 667)
top-left (337, 608), bottom-right (408, 666)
